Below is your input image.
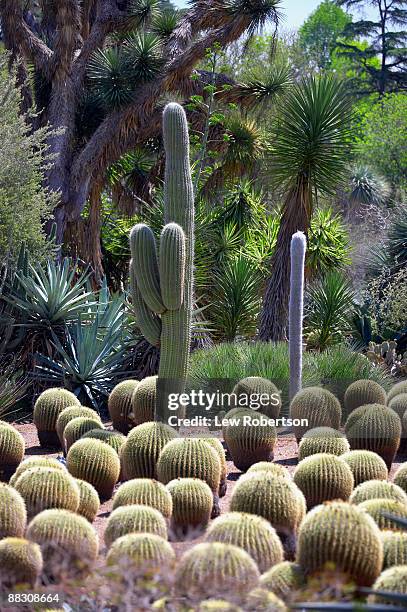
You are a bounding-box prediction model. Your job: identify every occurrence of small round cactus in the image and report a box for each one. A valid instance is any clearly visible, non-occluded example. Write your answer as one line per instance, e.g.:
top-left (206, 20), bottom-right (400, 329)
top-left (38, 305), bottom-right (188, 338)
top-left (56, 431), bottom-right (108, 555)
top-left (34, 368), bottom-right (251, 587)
top-left (245, 588), bottom-right (287, 611)
top-left (341, 450), bottom-right (388, 486)
top-left (350, 479), bottom-right (407, 506)
top-left (104, 504), bottom-right (167, 548)
top-left (289, 387), bottom-right (341, 442)
top-left (66, 438), bottom-right (120, 500)
top-left (387, 380), bottom-right (407, 403)
top-left (108, 379), bottom-right (139, 433)
top-left (394, 462), bottom-right (407, 493)
top-left (81, 428), bottom-right (126, 456)
top-left (382, 531), bottom-right (407, 569)
top-left (27, 508), bottom-right (99, 581)
top-left (56, 406), bottom-right (101, 448)
top-left (0, 537), bottom-right (42, 589)
top-left (131, 375), bottom-right (157, 426)
top-left (388, 393), bottom-right (407, 422)
top-left (205, 512), bottom-right (284, 573)
top-left (112, 479), bottom-right (172, 518)
top-left (246, 462), bottom-right (290, 479)
top-left (344, 379), bottom-right (387, 420)
top-left (74, 478), bottom-right (100, 523)
top-left (359, 498), bottom-right (407, 530)
top-left (0, 423), bottom-right (24, 481)
top-left (232, 377), bottom-right (281, 419)
top-left (230, 472), bottom-right (305, 559)
top-left (9, 456), bottom-right (66, 486)
top-left (121, 421), bottom-right (179, 480)
top-left (64, 417), bottom-right (104, 452)
top-left (345, 403), bottom-right (402, 469)
top-left (259, 561), bottom-right (306, 600)
top-left (106, 533), bottom-right (175, 575)
top-left (197, 601), bottom-right (242, 612)
top-left (369, 566), bottom-right (407, 604)
top-left (14, 467), bottom-right (80, 519)
top-left (297, 501), bottom-right (383, 586)
top-left (293, 454), bottom-right (354, 509)
top-left (157, 438), bottom-right (221, 495)
top-left (167, 477), bottom-right (213, 538)
top-left (174, 542), bottom-right (260, 604)
top-left (298, 427), bottom-right (350, 461)
top-left (223, 409), bottom-right (277, 471)
top-left (0, 483), bottom-right (27, 538)
top-left (33, 388), bottom-right (80, 448)
top-left (200, 437), bottom-right (227, 497)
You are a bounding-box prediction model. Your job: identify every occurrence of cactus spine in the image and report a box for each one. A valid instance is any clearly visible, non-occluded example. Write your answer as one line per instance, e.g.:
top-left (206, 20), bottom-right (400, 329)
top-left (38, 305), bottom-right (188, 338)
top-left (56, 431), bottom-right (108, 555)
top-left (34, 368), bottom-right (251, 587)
top-left (289, 231), bottom-right (306, 400)
top-left (130, 103), bottom-right (194, 422)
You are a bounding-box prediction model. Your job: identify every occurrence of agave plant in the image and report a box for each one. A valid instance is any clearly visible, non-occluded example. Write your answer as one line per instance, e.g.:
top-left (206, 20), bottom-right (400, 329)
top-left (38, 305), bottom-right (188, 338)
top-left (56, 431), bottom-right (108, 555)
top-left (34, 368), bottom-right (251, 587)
top-left (0, 359), bottom-right (27, 419)
top-left (349, 164), bottom-right (390, 207)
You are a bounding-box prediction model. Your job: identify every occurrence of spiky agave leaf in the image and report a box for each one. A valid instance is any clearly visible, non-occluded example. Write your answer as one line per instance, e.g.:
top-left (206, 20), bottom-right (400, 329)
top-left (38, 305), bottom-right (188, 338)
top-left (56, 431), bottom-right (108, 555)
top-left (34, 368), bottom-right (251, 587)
top-left (349, 164), bottom-right (390, 206)
top-left (231, 64), bottom-right (293, 110)
top-left (151, 10), bottom-right (179, 39)
top-left (126, 0), bottom-right (161, 26)
top-left (224, 0), bottom-right (283, 42)
top-left (123, 32), bottom-right (164, 83)
top-left (87, 47), bottom-right (134, 110)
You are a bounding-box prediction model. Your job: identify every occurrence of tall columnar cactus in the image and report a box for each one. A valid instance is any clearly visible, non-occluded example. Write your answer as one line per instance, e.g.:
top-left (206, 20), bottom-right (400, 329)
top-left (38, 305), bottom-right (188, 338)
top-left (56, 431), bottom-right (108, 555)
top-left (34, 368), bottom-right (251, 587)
top-left (289, 232), bottom-right (306, 401)
top-left (296, 502), bottom-right (383, 586)
top-left (129, 103), bottom-right (194, 423)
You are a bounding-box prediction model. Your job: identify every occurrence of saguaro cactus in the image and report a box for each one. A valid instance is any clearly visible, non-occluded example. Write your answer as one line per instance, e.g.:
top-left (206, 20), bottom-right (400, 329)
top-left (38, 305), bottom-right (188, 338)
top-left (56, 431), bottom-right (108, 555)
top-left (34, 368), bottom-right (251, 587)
top-left (129, 103), bottom-right (194, 422)
top-left (289, 231), bottom-right (306, 401)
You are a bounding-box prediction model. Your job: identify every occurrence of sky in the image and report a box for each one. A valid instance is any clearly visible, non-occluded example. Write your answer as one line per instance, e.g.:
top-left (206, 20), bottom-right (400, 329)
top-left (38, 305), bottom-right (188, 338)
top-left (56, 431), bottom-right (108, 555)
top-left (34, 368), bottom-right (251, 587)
top-left (172, 0), bottom-right (375, 30)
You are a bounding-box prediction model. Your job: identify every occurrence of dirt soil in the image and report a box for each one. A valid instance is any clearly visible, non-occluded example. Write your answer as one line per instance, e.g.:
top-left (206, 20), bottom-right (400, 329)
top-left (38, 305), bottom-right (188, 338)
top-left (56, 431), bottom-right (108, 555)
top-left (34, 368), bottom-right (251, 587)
top-left (13, 422), bottom-right (406, 558)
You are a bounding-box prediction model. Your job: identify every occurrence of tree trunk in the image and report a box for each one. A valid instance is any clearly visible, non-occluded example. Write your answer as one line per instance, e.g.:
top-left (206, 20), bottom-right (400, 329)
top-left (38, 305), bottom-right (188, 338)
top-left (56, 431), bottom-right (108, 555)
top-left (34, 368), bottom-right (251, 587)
top-left (258, 180), bottom-right (312, 341)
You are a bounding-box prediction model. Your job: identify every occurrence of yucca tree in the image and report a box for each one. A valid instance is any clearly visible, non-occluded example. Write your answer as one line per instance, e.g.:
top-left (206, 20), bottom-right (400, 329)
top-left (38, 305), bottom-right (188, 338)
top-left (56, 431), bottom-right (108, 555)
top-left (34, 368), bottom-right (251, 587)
top-left (259, 75), bottom-right (352, 341)
top-left (0, 0), bottom-right (282, 243)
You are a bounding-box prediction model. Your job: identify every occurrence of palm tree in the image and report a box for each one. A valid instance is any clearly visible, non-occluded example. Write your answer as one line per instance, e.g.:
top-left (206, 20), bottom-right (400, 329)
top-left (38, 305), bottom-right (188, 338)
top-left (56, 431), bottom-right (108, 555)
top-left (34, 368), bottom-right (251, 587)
top-left (258, 75), bottom-right (352, 341)
top-left (0, 0), bottom-right (282, 243)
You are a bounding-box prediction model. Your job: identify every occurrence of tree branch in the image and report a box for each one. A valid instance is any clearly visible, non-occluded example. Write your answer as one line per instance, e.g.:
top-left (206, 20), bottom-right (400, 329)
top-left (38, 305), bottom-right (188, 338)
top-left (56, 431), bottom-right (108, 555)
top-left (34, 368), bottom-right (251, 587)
top-left (51, 0), bottom-right (82, 81)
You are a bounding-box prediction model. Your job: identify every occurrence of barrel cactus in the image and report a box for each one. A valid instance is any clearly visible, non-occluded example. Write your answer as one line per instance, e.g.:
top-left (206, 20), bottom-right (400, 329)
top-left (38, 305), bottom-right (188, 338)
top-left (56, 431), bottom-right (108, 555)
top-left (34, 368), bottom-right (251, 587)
top-left (66, 438), bottom-right (120, 500)
top-left (388, 393), bottom-right (407, 422)
top-left (387, 380), bottom-right (407, 403)
top-left (0, 483), bottom-right (27, 538)
top-left (174, 542), bottom-right (260, 604)
top-left (33, 388), bottom-right (80, 448)
top-left (394, 463), bottom-right (407, 493)
top-left (0, 537), bottom-right (42, 589)
top-left (104, 504), bottom-right (167, 548)
top-left (246, 462), bottom-right (290, 479)
top-left (106, 532), bottom-right (175, 575)
top-left (64, 416), bottom-right (104, 452)
top-left (344, 379), bottom-right (387, 420)
top-left (289, 387), bottom-right (341, 442)
top-left (341, 450), bottom-right (388, 486)
top-left (293, 453), bottom-right (354, 509)
top-left (131, 376), bottom-right (157, 426)
top-left (296, 501), bottom-right (383, 586)
top-left (200, 437), bottom-right (227, 497)
top-left (56, 405), bottom-right (101, 448)
top-left (74, 479), bottom-right (100, 523)
top-left (223, 409), bottom-right (277, 471)
top-left (112, 478), bottom-right (172, 518)
top-left (197, 601), bottom-right (242, 612)
top-left (230, 472), bottom-right (306, 559)
top-left (382, 531), bottom-right (407, 569)
top-left (157, 438), bottom-right (221, 495)
top-left (167, 477), bottom-right (213, 538)
top-left (129, 103), bottom-right (194, 424)
top-left (0, 423), bottom-right (25, 481)
top-left (246, 588), bottom-right (287, 612)
top-left (9, 455), bottom-right (65, 486)
top-left (298, 427), bottom-right (350, 461)
top-left (345, 404), bottom-right (402, 469)
top-left (26, 508), bottom-right (98, 581)
top-left (259, 561), bottom-right (306, 600)
top-left (231, 377), bottom-right (281, 419)
top-left (14, 467), bottom-right (80, 519)
top-left (121, 421), bottom-right (179, 480)
top-left (359, 498), bottom-right (407, 530)
top-left (350, 479), bottom-right (407, 506)
top-left (81, 428), bottom-right (126, 456)
top-left (369, 566), bottom-right (407, 604)
top-left (108, 379), bottom-right (139, 433)
top-left (205, 512), bottom-right (284, 573)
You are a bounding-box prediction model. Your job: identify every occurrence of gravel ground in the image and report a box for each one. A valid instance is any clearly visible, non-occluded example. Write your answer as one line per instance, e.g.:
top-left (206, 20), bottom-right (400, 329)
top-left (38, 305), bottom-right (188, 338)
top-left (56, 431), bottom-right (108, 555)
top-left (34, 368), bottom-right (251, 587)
top-left (12, 421), bottom-right (406, 558)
